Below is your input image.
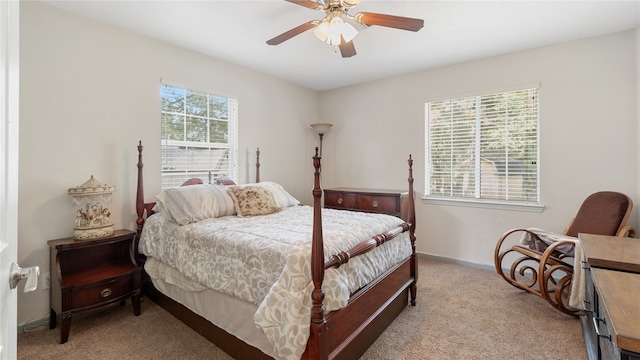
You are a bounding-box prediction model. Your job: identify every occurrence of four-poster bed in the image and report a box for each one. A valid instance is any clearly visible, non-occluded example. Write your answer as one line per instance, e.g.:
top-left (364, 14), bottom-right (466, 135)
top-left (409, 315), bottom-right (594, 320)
top-left (134, 141), bottom-right (417, 360)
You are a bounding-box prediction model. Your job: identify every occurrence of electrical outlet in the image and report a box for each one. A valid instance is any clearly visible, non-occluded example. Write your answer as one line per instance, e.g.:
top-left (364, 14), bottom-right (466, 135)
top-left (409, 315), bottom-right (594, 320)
top-left (41, 272), bottom-right (50, 290)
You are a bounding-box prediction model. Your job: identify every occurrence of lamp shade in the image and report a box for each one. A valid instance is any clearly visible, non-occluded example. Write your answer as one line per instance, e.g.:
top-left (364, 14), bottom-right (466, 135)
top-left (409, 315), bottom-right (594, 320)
top-left (310, 123), bottom-right (333, 135)
top-left (313, 21), bottom-right (331, 43)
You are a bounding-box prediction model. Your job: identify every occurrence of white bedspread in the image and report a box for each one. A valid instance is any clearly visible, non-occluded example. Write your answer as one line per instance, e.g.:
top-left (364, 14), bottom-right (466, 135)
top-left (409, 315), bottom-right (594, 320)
top-left (139, 205), bottom-right (411, 360)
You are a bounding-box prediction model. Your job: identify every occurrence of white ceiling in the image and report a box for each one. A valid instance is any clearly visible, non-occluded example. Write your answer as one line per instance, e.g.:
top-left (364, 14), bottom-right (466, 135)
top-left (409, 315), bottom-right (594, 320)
top-left (38, 0), bottom-right (640, 91)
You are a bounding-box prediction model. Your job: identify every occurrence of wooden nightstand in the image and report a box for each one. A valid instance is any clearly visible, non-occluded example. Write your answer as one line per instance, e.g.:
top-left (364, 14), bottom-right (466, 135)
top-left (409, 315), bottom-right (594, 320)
top-left (323, 187), bottom-right (409, 220)
top-left (48, 229), bottom-right (141, 344)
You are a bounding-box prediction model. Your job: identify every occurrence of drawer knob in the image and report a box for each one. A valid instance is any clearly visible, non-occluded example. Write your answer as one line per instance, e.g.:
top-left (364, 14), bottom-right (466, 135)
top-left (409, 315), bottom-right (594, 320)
top-left (101, 288), bottom-right (112, 298)
top-left (337, 198), bottom-right (343, 205)
top-left (372, 201), bottom-right (379, 208)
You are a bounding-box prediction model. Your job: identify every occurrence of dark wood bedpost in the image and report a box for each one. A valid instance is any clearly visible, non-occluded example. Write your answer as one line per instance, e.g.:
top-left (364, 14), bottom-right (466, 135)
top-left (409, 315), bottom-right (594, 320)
top-left (407, 155), bottom-right (418, 306)
top-left (255, 147), bottom-right (260, 183)
top-left (134, 141), bottom-right (147, 265)
top-left (136, 141), bottom-right (145, 239)
top-left (307, 147), bottom-right (328, 360)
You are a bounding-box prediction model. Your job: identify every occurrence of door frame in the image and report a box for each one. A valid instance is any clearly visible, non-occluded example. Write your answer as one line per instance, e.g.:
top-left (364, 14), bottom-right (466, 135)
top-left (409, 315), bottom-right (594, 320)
top-left (0, 0), bottom-right (21, 358)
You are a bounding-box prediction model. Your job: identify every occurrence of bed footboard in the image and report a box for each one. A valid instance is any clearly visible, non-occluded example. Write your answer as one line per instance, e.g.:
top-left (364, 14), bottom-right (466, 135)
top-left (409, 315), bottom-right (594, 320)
top-left (305, 149), bottom-right (417, 360)
top-left (315, 258), bottom-right (413, 360)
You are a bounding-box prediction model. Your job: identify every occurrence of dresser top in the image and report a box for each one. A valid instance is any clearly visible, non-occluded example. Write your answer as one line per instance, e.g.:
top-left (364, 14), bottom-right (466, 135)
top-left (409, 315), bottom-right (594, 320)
top-left (323, 187), bottom-right (407, 195)
top-left (579, 233), bottom-right (640, 273)
top-left (591, 268), bottom-right (640, 353)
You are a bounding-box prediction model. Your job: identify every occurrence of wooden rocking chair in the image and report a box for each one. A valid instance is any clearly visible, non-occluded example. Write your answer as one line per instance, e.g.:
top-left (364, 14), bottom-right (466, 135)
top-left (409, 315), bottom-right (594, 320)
top-left (494, 191), bottom-right (635, 316)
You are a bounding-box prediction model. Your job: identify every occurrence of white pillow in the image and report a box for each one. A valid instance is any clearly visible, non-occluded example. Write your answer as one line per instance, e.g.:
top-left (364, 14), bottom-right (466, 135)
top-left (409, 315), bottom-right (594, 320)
top-left (253, 182), bottom-right (300, 208)
top-left (155, 184), bottom-right (236, 225)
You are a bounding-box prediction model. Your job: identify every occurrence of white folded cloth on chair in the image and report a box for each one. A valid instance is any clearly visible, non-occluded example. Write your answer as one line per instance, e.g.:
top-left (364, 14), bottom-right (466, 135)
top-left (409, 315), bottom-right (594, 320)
top-left (568, 242), bottom-right (586, 311)
top-left (520, 228), bottom-right (577, 257)
top-left (519, 227), bottom-right (546, 245)
top-left (519, 228), bottom-right (585, 311)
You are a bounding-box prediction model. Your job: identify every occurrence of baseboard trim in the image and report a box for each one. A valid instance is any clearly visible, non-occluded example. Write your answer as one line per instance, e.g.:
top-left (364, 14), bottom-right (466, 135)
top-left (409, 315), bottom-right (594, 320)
top-left (416, 252), bottom-right (495, 272)
top-left (18, 316), bottom-right (49, 334)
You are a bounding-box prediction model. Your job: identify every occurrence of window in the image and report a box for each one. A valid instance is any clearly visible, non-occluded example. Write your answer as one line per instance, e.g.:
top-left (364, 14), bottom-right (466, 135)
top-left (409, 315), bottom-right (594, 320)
top-left (425, 87), bottom-right (539, 206)
top-left (161, 84), bottom-right (238, 190)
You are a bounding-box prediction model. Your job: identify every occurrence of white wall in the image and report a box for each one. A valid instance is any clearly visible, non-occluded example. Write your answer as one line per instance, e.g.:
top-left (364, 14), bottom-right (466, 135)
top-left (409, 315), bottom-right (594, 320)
top-left (319, 30), bottom-right (639, 267)
top-left (17, 2), bottom-right (319, 326)
top-left (17, 1), bottom-right (639, 328)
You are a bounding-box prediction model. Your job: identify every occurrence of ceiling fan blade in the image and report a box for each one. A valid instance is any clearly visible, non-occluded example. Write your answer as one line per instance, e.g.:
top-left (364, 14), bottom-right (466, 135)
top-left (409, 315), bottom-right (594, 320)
top-left (284, 0), bottom-right (324, 10)
top-left (355, 12), bottom-right (424, 32)
top-left (266, 21), bottom-right (317, 45)
top-left (339, 37), bottom-right (356, 58)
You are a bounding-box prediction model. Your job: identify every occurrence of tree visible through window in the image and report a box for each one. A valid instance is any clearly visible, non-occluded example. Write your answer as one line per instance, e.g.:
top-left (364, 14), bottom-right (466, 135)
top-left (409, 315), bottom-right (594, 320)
top-left (425, 88), bottom-right (539, 203)
top-left (161, 84), bottom-right (238, 190)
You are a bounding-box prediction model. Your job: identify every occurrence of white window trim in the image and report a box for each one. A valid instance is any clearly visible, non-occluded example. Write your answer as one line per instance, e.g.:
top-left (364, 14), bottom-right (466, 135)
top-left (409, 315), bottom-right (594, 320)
top-left (422, 195), bottom-right (545, 212)
top-left (425, 82), bottom-right (541, 103)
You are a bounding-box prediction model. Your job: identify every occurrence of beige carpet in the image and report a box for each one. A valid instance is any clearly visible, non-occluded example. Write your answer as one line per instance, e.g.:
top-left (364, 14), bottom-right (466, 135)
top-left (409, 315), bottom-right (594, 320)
top-left (18, 257), bottom-right (586, 359)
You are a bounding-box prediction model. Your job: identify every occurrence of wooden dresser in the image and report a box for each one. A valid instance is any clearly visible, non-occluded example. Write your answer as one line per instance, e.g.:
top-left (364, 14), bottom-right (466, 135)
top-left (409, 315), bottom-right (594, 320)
top-left (579, 233), bottom-right (640, 360)
top-left (323, 188), bottom-right (409, 220)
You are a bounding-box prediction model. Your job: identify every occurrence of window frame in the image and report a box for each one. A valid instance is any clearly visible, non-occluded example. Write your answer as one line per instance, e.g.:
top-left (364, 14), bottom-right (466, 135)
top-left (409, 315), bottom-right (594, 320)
top-left (160, 82), bottom-right (238, 190)
top-left (423, 84), bottom-right (543, 212)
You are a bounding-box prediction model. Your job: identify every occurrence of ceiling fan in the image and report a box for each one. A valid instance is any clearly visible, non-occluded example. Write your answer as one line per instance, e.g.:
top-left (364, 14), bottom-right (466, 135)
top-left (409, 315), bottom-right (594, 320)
top-left (266, 0), bottom-right (424, 58)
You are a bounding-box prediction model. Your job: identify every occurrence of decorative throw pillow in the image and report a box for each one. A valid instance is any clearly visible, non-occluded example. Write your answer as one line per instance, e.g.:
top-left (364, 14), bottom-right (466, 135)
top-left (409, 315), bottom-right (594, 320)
top-left (228, 185), bottom-right (281, 217)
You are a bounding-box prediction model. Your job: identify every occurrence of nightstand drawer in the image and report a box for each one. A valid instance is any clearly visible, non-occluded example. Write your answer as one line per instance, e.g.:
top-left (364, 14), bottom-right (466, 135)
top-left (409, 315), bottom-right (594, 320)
top-left (357, 194), bottom-right (398, 214)
top-left (71, 274), bottom-right (133, 309)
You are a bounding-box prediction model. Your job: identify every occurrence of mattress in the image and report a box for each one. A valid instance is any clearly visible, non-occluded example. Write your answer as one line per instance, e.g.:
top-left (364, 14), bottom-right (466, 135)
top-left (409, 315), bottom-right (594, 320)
top-left (145, 258), bottom-right (275, 357)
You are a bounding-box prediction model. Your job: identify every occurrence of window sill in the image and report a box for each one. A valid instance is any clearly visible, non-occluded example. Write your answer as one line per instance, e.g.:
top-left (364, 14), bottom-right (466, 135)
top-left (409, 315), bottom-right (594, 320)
top-left (421, 196), bottom-right (544, 212)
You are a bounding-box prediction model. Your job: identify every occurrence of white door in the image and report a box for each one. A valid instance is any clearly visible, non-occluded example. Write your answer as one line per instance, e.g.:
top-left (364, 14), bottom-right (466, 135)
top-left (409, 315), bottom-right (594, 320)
top-left (0, 0), bottom-right (20, 358)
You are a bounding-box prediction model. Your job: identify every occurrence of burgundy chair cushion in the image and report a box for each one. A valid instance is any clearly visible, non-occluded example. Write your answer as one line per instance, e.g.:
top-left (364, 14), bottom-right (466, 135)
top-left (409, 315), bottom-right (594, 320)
top-left (564, 191), bottom-right (630, 237)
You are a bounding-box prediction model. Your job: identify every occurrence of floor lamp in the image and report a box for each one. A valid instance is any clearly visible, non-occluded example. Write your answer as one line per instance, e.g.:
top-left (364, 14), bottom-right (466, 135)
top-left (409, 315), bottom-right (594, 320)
top-left (310, 123), bottom-right (333, 157)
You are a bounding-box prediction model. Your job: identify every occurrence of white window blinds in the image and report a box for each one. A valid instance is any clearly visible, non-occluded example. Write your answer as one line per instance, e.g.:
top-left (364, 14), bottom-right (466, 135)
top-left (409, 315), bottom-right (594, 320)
top-left (161, 84), bottom-right (238, 190)
top-left (425, 88), bottom-right (539, 203)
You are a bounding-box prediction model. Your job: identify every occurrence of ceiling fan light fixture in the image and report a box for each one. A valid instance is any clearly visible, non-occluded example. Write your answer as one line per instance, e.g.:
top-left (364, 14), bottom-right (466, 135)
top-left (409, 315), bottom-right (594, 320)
top-left (314, 16), bottom-right (357, 46)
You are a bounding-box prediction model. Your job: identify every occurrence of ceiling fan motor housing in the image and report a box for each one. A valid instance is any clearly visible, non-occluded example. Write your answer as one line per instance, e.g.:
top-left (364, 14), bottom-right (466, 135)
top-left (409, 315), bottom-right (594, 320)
top-left (339, 0), bottom-right (362, 8)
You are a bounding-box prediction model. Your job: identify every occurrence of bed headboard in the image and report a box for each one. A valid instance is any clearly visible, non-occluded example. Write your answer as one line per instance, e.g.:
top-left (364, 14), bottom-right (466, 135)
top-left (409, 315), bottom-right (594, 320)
top-left (135, 141), bottom-right (260, 239)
